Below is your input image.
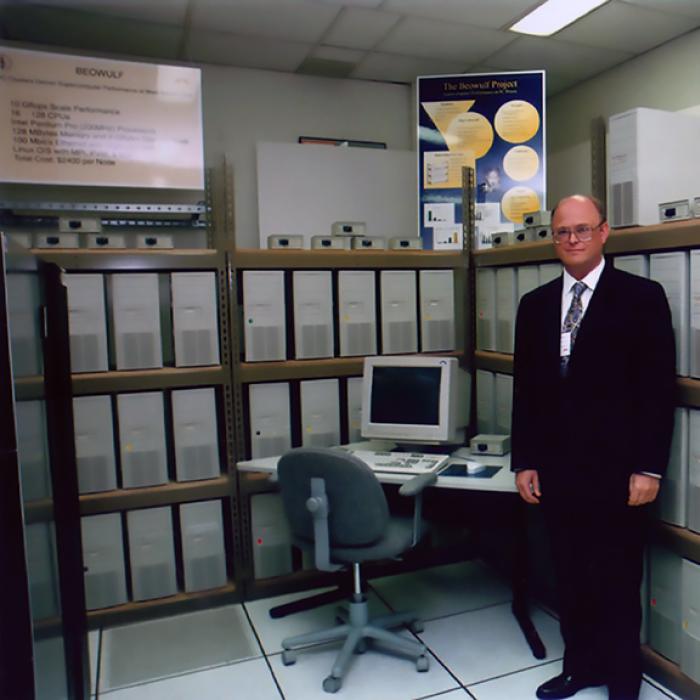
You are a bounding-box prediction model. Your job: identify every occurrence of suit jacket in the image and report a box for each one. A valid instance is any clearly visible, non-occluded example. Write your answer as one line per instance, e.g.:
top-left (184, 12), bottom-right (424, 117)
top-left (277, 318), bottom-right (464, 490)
top-left (510, 260), bottom-right (676, 504)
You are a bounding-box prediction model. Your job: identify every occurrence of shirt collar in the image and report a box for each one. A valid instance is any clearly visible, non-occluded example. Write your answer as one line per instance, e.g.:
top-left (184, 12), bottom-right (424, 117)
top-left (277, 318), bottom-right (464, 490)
top-left (562, 257), bottom-right (605, 295)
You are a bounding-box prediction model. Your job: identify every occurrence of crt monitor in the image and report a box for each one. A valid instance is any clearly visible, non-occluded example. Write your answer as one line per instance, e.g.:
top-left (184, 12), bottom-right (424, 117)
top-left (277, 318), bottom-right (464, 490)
top-left (360, 355), bottom-right (471, 446)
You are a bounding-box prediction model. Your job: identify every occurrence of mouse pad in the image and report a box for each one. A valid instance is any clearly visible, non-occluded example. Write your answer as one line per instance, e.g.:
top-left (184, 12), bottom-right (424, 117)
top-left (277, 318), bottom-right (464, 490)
top-left (440, 464), bottom-right (502, 478)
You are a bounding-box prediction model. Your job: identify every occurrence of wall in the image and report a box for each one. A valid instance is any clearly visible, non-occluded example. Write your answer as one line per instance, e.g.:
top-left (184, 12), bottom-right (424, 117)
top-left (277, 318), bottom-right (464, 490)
top-left (547, 27), bottom-right (700, 206)
top-left (201, 65), bottom-right (413, 248)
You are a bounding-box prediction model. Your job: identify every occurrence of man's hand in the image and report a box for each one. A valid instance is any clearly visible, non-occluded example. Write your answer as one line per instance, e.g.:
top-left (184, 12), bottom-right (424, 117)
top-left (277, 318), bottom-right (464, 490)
top-left (628, 473), bottom-right (660, 506)
top-left (515, 469), bottom-right (541, 504)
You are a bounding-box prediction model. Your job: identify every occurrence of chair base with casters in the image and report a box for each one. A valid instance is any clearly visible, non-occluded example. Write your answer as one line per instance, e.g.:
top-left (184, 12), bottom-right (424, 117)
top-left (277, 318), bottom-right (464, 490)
top-left (280, 561), bottom-right (429, 693)
top-left (276, 447), bottom-right (439, 693)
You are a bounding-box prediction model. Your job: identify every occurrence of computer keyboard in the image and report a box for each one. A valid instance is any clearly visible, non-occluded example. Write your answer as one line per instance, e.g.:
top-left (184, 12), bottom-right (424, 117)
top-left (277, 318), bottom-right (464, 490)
top-left (349, 450), bottom-right (450, 475)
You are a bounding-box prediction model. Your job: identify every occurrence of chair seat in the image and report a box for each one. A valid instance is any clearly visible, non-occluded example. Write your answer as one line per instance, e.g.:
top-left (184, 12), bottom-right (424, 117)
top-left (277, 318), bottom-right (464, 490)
top-left (295, 516), bottom-right (416, 564)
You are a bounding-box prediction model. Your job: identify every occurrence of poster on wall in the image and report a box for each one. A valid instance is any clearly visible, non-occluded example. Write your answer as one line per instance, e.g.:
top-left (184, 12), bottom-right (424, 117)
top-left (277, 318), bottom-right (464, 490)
top-left (417, 71), bottom-right (545, 249)
top-left (0, 46), bottom-right (204, 190)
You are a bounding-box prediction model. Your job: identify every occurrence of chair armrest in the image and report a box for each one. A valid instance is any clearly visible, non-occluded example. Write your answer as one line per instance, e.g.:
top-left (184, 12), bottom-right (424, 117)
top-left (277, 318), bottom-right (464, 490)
top-left (398, 471), bottom-right (438, 497)
top-left (398, 472), bottom-right (437, 546)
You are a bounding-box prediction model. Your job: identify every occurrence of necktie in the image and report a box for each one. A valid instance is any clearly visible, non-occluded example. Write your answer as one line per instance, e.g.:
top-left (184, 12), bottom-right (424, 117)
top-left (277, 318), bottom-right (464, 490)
top-left (561, 281), bottom-right (586, 376)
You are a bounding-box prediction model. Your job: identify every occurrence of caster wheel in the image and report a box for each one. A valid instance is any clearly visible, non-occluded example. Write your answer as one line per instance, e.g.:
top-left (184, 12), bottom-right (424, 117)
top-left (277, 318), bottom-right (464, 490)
top-left (354, 640), bottom-right (367, 654)
top-left (416, 655), bottom-right (430, 672)
top-left (409, 620), bottom-right (424, 634)
top-left (281, 650), bottom-right (296, 666)
top-left (323, 676), bottom-right (342, 693)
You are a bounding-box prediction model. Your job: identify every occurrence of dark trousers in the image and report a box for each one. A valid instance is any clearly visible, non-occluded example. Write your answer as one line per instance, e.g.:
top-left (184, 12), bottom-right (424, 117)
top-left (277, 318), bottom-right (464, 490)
top-left (543, 495), bottom-right (648, 700)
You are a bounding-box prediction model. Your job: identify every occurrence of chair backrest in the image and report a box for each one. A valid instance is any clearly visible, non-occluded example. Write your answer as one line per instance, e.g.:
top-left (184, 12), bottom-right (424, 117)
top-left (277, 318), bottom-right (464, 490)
top-left (277, 447), bottom-right (390, 548)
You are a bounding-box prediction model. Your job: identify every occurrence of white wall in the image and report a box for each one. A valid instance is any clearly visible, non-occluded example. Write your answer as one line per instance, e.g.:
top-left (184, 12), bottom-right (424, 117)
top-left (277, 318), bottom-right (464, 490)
top-left (201, 65), bottom-right (413, 248)
top-left (547, 28), bottom-right (700, 205)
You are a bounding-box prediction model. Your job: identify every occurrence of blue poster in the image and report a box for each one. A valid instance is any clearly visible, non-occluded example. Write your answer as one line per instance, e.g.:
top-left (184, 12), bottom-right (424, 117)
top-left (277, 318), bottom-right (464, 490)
top-left (417, 71), bottom-right (546, 249)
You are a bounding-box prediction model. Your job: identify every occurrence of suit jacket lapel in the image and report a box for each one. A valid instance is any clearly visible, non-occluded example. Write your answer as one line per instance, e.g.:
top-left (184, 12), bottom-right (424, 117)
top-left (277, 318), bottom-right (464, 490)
top-left (544, 276), bottom-right (563, 369)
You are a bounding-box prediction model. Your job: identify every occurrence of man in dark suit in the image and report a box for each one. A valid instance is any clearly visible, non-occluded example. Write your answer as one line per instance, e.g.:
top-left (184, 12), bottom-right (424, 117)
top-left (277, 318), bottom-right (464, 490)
top-left (511, 195), bottom-right (676, 700)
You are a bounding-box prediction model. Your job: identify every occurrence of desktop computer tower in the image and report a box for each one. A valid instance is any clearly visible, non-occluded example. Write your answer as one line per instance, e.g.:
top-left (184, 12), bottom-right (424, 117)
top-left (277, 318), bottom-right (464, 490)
top-left (681, 558), bottom-right (700, 683)
top-left (656, 408), bottom-right (688, 527)
top-left (110, 273), bottom-right (163, 370)
top-left (476, 268), bottom-right (496, 351)
top-left (171, 272), bottom-right (220, 367)
top-left (338, 271), bottom-right (377, 357)
top-left (613, 254), bottom-right (649, 278)
top-left (251, 493), bottom-right (293, 579)
top-left (293, 271), bottom-right (334, 359)
top-left (380, 270), bottom-right (418, 354)
top-left (495, 373), bottom-right (513, 435)
top-left (172, 387), bottom-right (220, 482)
top-left (538, 263), bottom-right (562, 286)
top-left (25, 522), bottom-right (60, 620)
top-left (346, 377), bottom-right (363, 444)
top-left (117, 392), bottom-right (169, 488)
top-left (691, 251), bottom-right (700, 379)
top-left (300, 378), bottom-right (340, 448)
top-left (80, 513), bottom-right (128, 610)
top-left (689, 410), bottom-right (700, 534)
top-left (496, 267), bottom-right (516, 354)
top-left (126, 507), bottom-right (177, 601)
top-left (180, 500), bottom-right (227, 592)
top-left (242, 271), bottom-right (287, 362)
top-left (15, 401), bottom-right (51, 502)
top-left (648, 544), bottom-right (683, 664)
top-left (516, 266), bottom-right (539, 305)
top-left (248, 382), bottom-right (292, 459)
top-left (419, 269), bottom-right (455, 352)
top-left (63, 273), bottom-right (109, 373)
top-left (73, 395), bottom-right (117, 494)
top-left (476, 370), bottom-right (496, 434)
top-left (7, 270), bottom-right (42, 375)
top-left (607, 107), bottom-right (700, 228)
top-left (650, 252), bottom-right (689, 377)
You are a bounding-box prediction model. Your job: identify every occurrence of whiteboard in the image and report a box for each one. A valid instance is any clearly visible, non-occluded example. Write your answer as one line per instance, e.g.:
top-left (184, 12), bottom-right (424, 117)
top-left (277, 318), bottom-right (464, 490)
top-left (257, 142), bottom-right (417, 247)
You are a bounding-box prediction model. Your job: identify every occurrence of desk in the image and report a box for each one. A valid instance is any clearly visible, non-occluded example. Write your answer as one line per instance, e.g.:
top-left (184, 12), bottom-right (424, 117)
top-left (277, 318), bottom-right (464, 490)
top-left (237, 442), bottom-right (545, 660)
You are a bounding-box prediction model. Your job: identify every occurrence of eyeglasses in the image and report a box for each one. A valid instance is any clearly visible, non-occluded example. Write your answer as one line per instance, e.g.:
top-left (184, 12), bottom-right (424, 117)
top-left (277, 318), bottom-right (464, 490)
top-left (552, 222), bottom-right (604, 244)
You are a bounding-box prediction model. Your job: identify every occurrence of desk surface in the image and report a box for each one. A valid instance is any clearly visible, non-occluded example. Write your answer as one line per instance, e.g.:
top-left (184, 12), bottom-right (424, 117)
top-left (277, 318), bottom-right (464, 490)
top-left (237, 441), bottom-right (517, 494)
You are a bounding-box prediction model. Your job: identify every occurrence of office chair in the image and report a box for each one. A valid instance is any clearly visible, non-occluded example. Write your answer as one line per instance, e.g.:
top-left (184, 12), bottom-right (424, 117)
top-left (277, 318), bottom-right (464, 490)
top-left (277, 447), bottom-right (435, 693)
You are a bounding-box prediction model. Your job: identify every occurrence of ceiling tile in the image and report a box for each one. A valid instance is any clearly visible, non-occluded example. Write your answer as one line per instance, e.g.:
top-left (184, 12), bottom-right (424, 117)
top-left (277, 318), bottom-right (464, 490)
top-left (377, 16), bottom-right (517, 63)
top-left (16, 0), bottom-right (189, 26)
top-left (190, 0), bottom-right (339, 43)
top-left (557, 2), bottom-right (698, 54)
top-left (351, 51), bottom-right (467, 83)
top-left (312, 45), bottom-right (364, 62)
top-left (186, 29), bottom-right (312, 71)
top-left (382, 0), bottom-right (540, 29)
top-left (485, 35), bottom-right (634, 80)
top-left (620, 0), bottom-right (700, 19)
top-left (323, 7), bottom-right (401, 50)
top-left (314, 0), bottom-right (384, 7)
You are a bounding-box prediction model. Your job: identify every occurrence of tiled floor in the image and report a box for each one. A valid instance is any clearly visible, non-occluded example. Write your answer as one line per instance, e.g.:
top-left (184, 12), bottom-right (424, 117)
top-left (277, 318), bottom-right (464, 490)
top-left (90, 560), bottom-right (680, 699)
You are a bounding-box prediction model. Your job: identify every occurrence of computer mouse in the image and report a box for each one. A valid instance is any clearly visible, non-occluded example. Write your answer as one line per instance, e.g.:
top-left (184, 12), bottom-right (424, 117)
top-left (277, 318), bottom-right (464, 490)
top-left (465, 460), bottom-right (486, 475)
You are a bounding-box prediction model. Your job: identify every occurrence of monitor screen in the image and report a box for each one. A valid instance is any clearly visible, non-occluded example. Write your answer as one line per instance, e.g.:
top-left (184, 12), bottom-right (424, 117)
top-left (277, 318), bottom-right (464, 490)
top-left (369, 366), bottom-right (441, 426)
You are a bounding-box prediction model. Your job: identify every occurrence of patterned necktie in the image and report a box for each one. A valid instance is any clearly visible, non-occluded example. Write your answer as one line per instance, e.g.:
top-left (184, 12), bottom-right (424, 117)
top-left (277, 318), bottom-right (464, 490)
top-left (561, 280), bottom-right (586, 377)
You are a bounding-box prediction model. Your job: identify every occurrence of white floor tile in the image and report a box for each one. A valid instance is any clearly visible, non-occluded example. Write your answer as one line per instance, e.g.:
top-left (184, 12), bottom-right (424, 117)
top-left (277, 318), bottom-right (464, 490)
top-left (269, 634), bottom-right (460, 700)
top-left (88, 629), bottom-right (99, 697)
top-left (418, 602), bottom-right (564, 686)
top-left (244, 587), bottom-right (393, 654)
top-left (99, 604), bottom-right (261, 692)
top-left (370, 561), bottom-right (512, 621)
top-left (468, 663), bottom-right (675, 700)
top-left (99, 657), bottom-right (281, 700)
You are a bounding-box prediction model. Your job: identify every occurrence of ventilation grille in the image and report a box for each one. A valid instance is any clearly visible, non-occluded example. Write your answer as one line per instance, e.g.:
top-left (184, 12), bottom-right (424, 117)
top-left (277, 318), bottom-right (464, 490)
top-left (84, 571), bottom-right (126, 610)
top-left (77, 455), bottom-right (115, 494)
top-left (185, 554), bottom-right (227, 592)
top-left (70, 333), bottom-right (101, 373)
top-left (298, 323), bottom-right (332, 359)
top-left (246, 326), bottom-right (285, 361)
top-left (423, 319), bottom-right (455, 352)
top-left (132, 563), bottom-right (176, 601)
top-left (121, 450), bottom-right (166, 488)
top-left (177, 445), bottom-right (218, 481)
top-left (179, 329), bottom-right (218, 367)
top-left (305, 432), bottom-right (336, 448)
top-left (384, 321), bottom-right (416, 354)
top-left (252, 435), bottom-right (291, 460)
top-left (342, 322), bottom-right (374, 356)
top-left (119, 332), bottom-right (159, 369)
top-left (611, 181), bottom-right (634, 227)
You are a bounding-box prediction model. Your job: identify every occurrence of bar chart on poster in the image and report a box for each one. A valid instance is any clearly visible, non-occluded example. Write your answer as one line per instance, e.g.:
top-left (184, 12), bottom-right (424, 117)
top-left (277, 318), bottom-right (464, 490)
top-left (0, 47), bottom-right (204, 189)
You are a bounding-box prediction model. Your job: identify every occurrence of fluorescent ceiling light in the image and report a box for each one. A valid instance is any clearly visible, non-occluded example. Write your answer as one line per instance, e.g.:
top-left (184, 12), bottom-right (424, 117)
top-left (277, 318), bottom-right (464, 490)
top-left (509, 0), bottom-right (609, 36)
